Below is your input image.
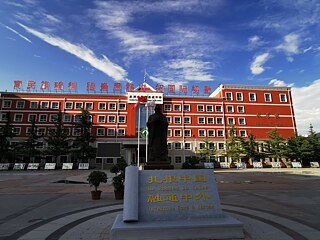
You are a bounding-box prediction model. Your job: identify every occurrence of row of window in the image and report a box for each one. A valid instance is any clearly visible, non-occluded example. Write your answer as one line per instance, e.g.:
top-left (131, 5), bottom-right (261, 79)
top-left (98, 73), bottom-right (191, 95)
top-left (8, 127), bottom-right (126, 137)
top-left (0, 113), bottom-right (126, 124)
top-left (164, 104), bottom-right (246, 113)
top-left (168, 141), bottom-right (225, 150)
top-left (1, 100), bottom-right (127, 111)
top-left (225, 92), bottom-right (288, 102)
top-left (167, 116), bottom-right (246, 125)
top-left (168, 129), bottom-right (247, 137)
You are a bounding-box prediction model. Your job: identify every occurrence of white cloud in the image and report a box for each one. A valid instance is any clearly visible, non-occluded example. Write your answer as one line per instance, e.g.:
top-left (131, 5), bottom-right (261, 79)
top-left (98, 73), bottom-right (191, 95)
top-left (291, 80), bottom-right (320, 135)
top-left (268, 79), bottom-right (294, 87)
top-left (276, 69), bottom-right (283, 74)
top-left (250, 53), bottom-right (270, 75)
top-left (17, 22), bottom-right (128, 81)
top-left (2, 24), bottom-right (32, 43)
top-left (248, 35), bottom-right (260, 44)
top-left (286, 56), bottom-right (294, 62)
top-left (276, 33), bottom-right (299, 55)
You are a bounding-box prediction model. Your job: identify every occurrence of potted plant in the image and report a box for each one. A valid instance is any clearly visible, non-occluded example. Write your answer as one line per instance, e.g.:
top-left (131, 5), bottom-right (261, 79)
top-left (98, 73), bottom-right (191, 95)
top-left (87, 170), bottom-right (107, 200)
top-left (110, 158), bottom-right (127, 200)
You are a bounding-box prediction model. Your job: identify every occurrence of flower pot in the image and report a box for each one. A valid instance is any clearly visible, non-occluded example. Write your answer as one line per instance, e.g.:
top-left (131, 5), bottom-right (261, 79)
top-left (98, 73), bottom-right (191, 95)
top-left (114, 191), bottom-right (124, 200)
top-left (91, 190), bottom-right (102, 200)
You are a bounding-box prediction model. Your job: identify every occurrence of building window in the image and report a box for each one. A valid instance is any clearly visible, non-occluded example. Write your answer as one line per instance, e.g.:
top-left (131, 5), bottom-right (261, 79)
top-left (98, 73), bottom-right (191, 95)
top-left (166, 117), bottom-right (172, 124)
top-left (228, 118), bottom-right (235, 125)
top-left (65, 102), bottom-right (73, 109)
top-left (0, 113), bottom-right (8, 121)
top-left (119, 103), bottom-right (126, 110)
top-left (249, 93), bottom-right (256, 101)
top-left (218, 142), bottom-right (225, 150)
top-left (174, 117), bottom-right (181, 124)
top-left (12, 127), bottom-right (21, 135)
top-left (226, 92), bottom-right (233, 101)
top-left (184, 142), bottom-right (191, 150)
top-left (183, 104), bottom-right (190, 112)
top-left (30, 102), bottom-right (39, 109)
top-left (265, 93), bottom-right (272, 102)
top-left (207, 117), bottom-right (214, 124)
top-left (174, 129), bottom-right (181, 137)
top-left (199, 143), bottom-right (205, 150)
top-left (16, 101), bottom-right (25, 108)
top-left (73, 128), bottom-right (80, 136)
top-left (108, 115), bottom-right (116, 123)
top-left (184, 117), bottom-right (191, 124)
top-left (14, 114), bottom-right (23, 122)
top-left (237, 106), bottom-right (245, 113)
top-left (174, 142), bottom-right (182, 150)
top-left (39, 114), bottom-right (47, 122)
top-left (50, 114), bottom-right (58, 122)
top-left (236, 92), bottom-right (243, 101)
top-left (216, 118), bottom-right (223, 124)
top-left (28, 114), bottom-right (37, 122)
top-left (98, 115), bottom-right (106, 123)
top-left (198, 117), bottom-right (205, 124)
top-left (74, 115), bottom-right (81, 122)
top-left (98, 102), bottom-right (106, 110)
top-left (117, 129), bottom-right (125, 136)
top-left (26, 127), bottom-right (32, 134)
top-left (173, 104), bottom-right (181, 112)
top-left (197, 105), bottom-right (204, 112)
top-left (217, 130), bottom-right (224, 137)
top-left (51, 102), bottom-right (59, 109)
top-left (85, 102), bottom-right (93, 110)
top-left (226, 106), bottom-right (234, 112)
top-left (37, 128), bottom-right (46, 136)
top-left (3, 100), bottom-right (12, 108)
top-left (75, 102), bottom-right (83, 109)
top-left (208, 130), bottom-right (215, 137)
top-left (164, 104), bottom-right (171, 111)
top-left (206, 105), bottom-right (213, 112)
top-left (107, 128), bottom-right (115, 136)
top-left (40, 102), bottom-right (48, 109)
top-left (108, 103), bottom-right (116, 110)
top-left (117, 116), bottom-right (125, 123)
top-left (280, 94), bottom-right (287, 102)
top-left (239, 118), bottom-right (246, 125)
top-left (168, 142), bottom-right (172, 150)
top-left (63, 115), bottom-right (72, 122)
top-left (239, 130), bottom-right (247, 137)
top-left (198, 130), bottom-right (206, 137)
top-left (168, 129), bottom-right (172, 137)
top-left (184, 129), bottom-right (191, 137)
top-left (175, 156), bottom-right (182, 163)
top-left (216, 105), bottom-right (222, 112)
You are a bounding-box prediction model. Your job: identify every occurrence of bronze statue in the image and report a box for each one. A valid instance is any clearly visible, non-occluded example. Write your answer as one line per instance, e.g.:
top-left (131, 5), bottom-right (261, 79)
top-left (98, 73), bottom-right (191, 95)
top-left (147, 105), bottom-right (169, 162)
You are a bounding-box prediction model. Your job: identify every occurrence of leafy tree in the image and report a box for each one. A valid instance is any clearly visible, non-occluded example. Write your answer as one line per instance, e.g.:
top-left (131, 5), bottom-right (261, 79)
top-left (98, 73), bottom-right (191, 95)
top-left (300, 124), bottom-right (320, 165)
top-left (45, 111), bottom-right (70, 163)
top-left (18, 118), bottom-right (41, 162)
top-left (283, 133), bottom-right (305, 161)
top-left (225, 125), bottom-right (243, 163)
top-left (72, 109), bottom-right (96, 163)
top-left (197, 138), bottom-right (216, 162)
top-left (0, 112), bottom-right (14, 162)
top-left (240, 133), bottom-right (264, 163)
top-left (265, 129), bottom-right (285, 161)
top-left (182, 156), bottom-right (199, 169)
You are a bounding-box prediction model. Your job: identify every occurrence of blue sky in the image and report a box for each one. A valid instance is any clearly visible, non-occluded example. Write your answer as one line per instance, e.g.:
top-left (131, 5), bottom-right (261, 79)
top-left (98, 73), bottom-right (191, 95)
top-left (0, 0), bottom-right (319, 135)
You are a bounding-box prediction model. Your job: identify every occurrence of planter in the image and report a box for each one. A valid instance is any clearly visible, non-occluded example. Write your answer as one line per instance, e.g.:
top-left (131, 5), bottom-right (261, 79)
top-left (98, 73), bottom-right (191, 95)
top-left (114, 191), bottom-right (124, 200)
top-left (91, 190), bottom-right (102, 200)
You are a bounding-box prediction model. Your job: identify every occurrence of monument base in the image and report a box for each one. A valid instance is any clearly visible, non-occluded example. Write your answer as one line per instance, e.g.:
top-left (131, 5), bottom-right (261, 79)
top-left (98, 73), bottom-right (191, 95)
top-left (144, 162), bottom-right (174, 170)
top-left (111, 214), bottom-right (244, 240)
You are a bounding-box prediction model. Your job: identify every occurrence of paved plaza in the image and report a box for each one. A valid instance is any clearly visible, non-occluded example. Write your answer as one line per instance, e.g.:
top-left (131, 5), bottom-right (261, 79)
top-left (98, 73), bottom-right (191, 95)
top-left (0, 168), bottom-right (319, 240)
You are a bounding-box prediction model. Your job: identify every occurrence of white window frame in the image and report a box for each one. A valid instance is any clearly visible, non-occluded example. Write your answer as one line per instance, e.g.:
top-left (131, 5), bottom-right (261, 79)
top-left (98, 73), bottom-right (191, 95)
top-left (239, 118), bottom-right (246, 125)
top-left (217, 130), bottom-right (224, 137)
top-left (63, 115), bottom-right (72, 122)
top-left (39, 114), bottom-right (48, 122)
top-left (65, 102), bottom-right (73, 109)
top-left (264, 93), bottom-right (272, 102)
top-left (168, 129), bottom-right (172, 137)
top-left (164, 104), bottom-right (171, 111)
top-left (226, 106), bottom-right (234, 112)
top-left (85, 102), bottom-right (94, 110)
top-left (51, 102), bottom-right (59, 109)
top-left (216, 118), bottom-right (223, 124)
top-left (236, 92), bottom-right (243, 101)
top-left (98, 102), bottom-right (106, 110)
top-left (14, 113), bottom-right (23, 122)
top-left (117, 128), bottom-right (125, 136)
top-left (118, 116), bottom-right (126, 123)
top-left (108, 103), bottom-right (116, 110)
top-left (50, 114), bottom-right (58, 122)
top-left (184, 142), bottom-right (192, 150)
top-left (197, 105), bottom-right (204, 112)
top-left (207, 117), bottom-right (214, 124)
top-left (280, 94), bottom-right (287, 102)
top-left (198, 117), bottom-right (205, 124)
top-left (206, 105), bottom-right (214, 112)
top-left (166, 116), bottom-right (172, 124)
top-left (98, 115), bottom-right (106, 123)
top-left (108, 115), bottom-right (116, 123)
top-left (37, 127), bottom-right (46, 136)
top-left (237, 106), bottom-right (245, 113)
top-left (183, 104), bottom-right (190, 112)
top-left (173, 104), bottom-right (181, 112)
top-left (218, 142), bottom-right (225, 150)
top-left (107, 128), bottom-right (115, 136)
top-left (12, 127), bottom-right (21, 135)
top-left (174, 142), bottom-right (182, 150)
top-left (228, 117), bottom-right (235, 125)
top-left (75, 102), bottom-right (83, 110)
top-left (167, 142), bottom-right (172, 150)
top-left (184, 129), bottom-right (191, 137)
top-left (175, 156), bottom-right (182, 163)
top-left (240, 130), bottom-right (247, 137)
top-left (174, 117), bottom-right (181, 124)
top-left (3, 100), bottom-right (12, 108)
top-left (208, 130), bottom-right (215, 137)
top-left (249, 93), bottom-right (256, 101)
top-left (16, 101), bottom-right (25, 108)
top-left (174, 129), bottom-right (181, 137)
top-left (226, 92), bottom-right (233, 101)
top-left (41, 101), bottom-right (49, 109)
top-left (215, 105), bottom-right (222, 112)
top-left (28, 114), bottom-right (37, 122)
top-left (74, 115), bottom-right (81, 122)
top-left (198, 129), bottom-right (206, 137)
top-left (119, 103), bottom-right (126, 110)
top-left (30, 101), bottom-right (39, 109)
top-left (0, 113), bottom-right (8, 121)
top-left (184, 117), bottom-right (191, 124)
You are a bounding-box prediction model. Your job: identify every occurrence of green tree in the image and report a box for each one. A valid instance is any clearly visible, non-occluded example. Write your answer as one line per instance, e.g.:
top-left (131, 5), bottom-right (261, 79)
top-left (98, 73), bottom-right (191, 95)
top-left (300, 124), bottom-right (320, 165)
top-left (283, 133), bottom-right (305, 162)
top-left (72, 109), bottom-right (96, 163)
top-left (225, 125), bottom-right (243, 163)
top-left (265, 129), bottom-right (285, 161)
top-left (240, 133), bottom-right (264, 164)
top-left (45, 111), bottom-right (70, 163)
top-left (0, 112), bottom-right (14, 162)
top-left (197, 138), bottom-right (216, 162)
top-left (18, 118), bottom-right (41, 162)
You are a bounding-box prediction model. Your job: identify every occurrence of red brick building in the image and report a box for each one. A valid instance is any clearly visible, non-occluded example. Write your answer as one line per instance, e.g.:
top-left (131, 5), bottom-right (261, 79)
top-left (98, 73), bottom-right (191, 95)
top-left (0, 82), bottom-right (296, 167)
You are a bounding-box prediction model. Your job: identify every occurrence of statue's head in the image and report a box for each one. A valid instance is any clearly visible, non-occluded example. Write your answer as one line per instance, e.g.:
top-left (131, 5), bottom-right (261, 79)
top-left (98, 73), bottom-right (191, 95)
top-left (154, 104), bottom-right (161, 113)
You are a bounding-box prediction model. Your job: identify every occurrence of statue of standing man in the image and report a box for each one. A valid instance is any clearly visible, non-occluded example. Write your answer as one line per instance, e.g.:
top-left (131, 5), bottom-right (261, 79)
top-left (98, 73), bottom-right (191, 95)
top-left (147, 105), bottom-right (169, 162)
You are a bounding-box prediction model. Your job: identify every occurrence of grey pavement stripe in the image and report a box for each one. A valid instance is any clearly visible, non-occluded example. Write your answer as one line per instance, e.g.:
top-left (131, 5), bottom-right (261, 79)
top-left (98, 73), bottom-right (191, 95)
top-left (45, 209), bottom-right (121, 240)
top-left (2, 203), bottom-right (121, 240)
top-left (0, 193), bottom-right (69, 225)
